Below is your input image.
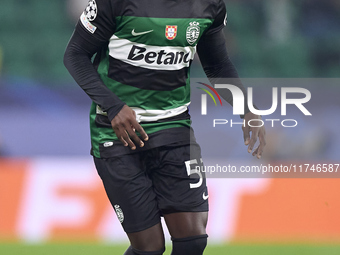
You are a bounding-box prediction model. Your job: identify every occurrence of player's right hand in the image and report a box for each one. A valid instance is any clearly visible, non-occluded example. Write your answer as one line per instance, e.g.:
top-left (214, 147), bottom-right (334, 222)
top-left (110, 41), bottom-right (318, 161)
top-left (242, 112), bottom-right (266, 159)
top-left (111, 105), bottom-right (149, 150)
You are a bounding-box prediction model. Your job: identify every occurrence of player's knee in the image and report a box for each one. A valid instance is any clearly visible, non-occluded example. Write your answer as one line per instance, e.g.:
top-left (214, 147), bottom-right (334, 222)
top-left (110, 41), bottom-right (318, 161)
top-left (124, 246), bottom-right (165, 255)
top-left (171, 234), bottom-right (208, 255)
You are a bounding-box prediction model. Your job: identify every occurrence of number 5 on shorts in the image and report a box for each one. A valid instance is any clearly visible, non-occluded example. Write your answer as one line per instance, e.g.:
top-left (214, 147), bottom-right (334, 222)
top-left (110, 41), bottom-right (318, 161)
top-left (185, 159), bottom-right (203, 189)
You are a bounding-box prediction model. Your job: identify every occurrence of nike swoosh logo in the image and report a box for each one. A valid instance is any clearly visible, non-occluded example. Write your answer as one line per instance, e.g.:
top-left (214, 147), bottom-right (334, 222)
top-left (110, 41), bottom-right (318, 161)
top-left (203, 192), bottom-right (209, 200)
top-left (131, 29), bottom-right (154, 36)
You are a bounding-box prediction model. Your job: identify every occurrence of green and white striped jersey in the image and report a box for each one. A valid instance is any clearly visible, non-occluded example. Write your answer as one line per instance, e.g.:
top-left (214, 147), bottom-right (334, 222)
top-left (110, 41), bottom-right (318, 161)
top-left (77, 0), bottom-right (227, 157)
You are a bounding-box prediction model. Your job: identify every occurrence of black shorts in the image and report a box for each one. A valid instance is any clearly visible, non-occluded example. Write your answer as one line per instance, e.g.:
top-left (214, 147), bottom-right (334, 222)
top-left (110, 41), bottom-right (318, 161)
top-left (94, 142), bottom-right (209, 233)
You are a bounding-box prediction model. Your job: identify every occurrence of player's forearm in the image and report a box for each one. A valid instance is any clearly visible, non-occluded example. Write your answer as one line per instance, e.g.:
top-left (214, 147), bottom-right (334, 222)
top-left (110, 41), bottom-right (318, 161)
top-left (197, 30), bottom-right (250, 117)
top-left (64, 31), bottom-right (125, 121)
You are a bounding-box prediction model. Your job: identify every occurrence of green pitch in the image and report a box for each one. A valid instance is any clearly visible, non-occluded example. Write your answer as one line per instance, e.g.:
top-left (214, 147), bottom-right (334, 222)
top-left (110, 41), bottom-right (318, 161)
top-left (1, 243), bottom-right (340, 255)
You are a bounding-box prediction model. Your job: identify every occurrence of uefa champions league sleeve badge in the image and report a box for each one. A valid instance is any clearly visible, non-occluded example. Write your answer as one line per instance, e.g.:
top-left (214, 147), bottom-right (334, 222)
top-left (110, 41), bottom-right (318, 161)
top-left (80, 0), bottom-right (98, 34)
top-left (84, 0), bottom-right (98, 21)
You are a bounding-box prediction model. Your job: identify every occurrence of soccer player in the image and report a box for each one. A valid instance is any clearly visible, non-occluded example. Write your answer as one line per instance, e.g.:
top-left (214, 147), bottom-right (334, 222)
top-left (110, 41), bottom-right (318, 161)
top-left (64, 0), bottom-right (266, 254)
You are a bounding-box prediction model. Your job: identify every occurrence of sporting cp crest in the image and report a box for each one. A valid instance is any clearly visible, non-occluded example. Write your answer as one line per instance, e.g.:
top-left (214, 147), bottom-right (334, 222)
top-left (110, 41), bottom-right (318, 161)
top-left (114, 204), bottom-right (124, 223)
top-left (186, 21), bottom-right (200, 45)
top-left (165, 25), bottom-right (177, 40)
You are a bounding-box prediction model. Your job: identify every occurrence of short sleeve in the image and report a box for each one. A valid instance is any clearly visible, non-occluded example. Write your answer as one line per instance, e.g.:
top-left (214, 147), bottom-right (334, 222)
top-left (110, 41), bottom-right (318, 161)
top-left (76, 0), bottom-right (116, 45)
top-left (205, 0), bottom-right (227, 35)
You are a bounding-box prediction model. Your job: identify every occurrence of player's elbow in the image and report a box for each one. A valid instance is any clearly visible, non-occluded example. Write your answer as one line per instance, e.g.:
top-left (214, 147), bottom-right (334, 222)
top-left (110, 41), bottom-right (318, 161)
top-left (63, 45), bottom-right (72, 70)
top-left (63, 43), bottom-right (79, 73)
top-left (63, 53), bottom-right (68, 70)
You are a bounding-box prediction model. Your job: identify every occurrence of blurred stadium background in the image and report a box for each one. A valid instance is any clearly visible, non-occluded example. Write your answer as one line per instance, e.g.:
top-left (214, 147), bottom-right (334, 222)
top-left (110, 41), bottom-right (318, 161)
top-left (1, 0), bottom-right (340, 254)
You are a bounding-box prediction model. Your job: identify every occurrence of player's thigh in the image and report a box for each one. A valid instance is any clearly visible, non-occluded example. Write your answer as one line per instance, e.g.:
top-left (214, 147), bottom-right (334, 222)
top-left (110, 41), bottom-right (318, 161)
top-left (93, 155), bottom-right (161, 234)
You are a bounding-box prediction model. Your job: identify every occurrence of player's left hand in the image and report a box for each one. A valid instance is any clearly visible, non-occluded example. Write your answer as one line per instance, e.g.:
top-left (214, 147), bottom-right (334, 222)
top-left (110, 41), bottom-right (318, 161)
top-left (242, 112), bottom-right (266, 159)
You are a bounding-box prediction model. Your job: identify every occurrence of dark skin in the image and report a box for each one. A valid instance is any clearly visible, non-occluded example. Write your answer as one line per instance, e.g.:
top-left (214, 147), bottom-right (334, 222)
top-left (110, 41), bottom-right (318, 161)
top-left (243, 112), bottom-right (266, 159)
top-left (127, 212), bottom-right (208, 252)
top-left (110, 105), bottom-right (149, 150)
top-left (111, 105), bottom-right (266, 252)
